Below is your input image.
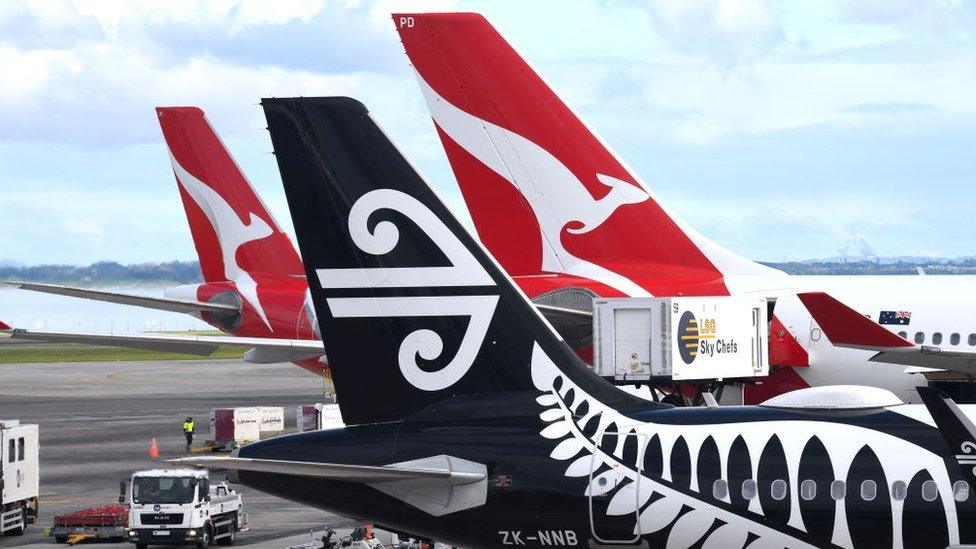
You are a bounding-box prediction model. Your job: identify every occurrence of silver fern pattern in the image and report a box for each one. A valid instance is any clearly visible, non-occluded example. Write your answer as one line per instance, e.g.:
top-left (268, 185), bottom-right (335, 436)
top-left (529, 344), bottom-right (957, 549)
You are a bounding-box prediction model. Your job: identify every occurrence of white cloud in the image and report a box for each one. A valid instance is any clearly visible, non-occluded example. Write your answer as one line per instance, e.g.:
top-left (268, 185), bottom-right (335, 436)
top-left (646, 0), bottom-right (784, 71)
top-left (840, 0), bottom-right (976, 36)
top-left (0, 0), bottom-right (973, 266)
top-left (0, 42), bottom-right (365, 144)
top-left (0, 0), bottom-right (464, 145)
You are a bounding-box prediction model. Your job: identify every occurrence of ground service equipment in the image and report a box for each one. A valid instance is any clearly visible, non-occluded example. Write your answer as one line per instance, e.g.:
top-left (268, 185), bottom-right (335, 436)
top-left (0, 420), bottom-right (38, 537)
top-left (592, 296), bottom-right (769, 382)
top-left (296, 403), bottom-right (345, 432)
top-left (209, 406), bottom-right (284, 449)
top-left (52, 504), bottom-right (128, 544)
top-left (124, 468), bottom-right (246, 548)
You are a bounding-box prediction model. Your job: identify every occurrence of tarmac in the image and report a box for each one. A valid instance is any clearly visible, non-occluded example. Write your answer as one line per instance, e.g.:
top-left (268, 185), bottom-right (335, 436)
top-left (0, 358), bottom-right (381, 548)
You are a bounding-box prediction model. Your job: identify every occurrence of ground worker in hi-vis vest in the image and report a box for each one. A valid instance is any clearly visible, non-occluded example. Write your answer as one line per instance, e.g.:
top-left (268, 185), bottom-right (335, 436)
top-left (182, 417), bottom-right (195, 449)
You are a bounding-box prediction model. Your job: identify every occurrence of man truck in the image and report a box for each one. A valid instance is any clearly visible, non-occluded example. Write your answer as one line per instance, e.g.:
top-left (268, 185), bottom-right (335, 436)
top-left (124, 468), bottom-right (245, 548)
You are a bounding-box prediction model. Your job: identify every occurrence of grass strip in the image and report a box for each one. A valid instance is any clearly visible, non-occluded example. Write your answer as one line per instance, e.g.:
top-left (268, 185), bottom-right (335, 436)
top-left (0, 345), bottom-right (245, 364)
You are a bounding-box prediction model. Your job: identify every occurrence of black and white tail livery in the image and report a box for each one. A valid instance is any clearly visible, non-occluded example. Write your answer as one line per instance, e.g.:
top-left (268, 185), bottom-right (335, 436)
top-left (261, 96), bottom-right (644, 425)
top-left (178, 96), bottom-right (976, 549)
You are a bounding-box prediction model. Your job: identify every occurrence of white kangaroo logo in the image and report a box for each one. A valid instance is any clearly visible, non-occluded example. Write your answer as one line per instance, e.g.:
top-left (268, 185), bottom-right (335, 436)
top-left (170, 155), bottom-right (274, 330)
top-left (415, 75), bottom-right (652, 297)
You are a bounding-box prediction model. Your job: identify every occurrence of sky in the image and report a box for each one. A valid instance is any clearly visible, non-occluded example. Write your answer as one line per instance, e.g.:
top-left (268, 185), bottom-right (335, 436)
top-left (0, 0), bottom-right (974, 266)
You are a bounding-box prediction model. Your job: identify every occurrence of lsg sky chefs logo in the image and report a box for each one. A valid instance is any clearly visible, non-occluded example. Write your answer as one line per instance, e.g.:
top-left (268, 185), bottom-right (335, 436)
top-left (677, 310), bottom-right (738, 365)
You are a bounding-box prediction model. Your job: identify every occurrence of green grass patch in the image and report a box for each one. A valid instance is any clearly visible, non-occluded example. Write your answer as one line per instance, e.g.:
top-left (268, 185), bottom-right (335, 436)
top-left (0, 345), bottom-right (245, 364)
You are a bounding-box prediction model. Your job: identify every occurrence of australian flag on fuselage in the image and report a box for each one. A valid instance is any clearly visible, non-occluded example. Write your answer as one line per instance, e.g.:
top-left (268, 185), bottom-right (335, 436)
top-left (879, 310), bottom-right (912, 325)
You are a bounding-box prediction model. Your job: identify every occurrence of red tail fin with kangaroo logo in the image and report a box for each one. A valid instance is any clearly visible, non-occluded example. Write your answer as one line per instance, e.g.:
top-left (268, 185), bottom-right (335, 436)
top-left (156, 107), bottom-right (304, 284)
top-left (394, 13), bottom-right (780, 297)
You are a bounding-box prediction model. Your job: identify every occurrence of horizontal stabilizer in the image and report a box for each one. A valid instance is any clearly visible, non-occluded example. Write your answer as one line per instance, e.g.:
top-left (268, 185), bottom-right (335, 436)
top-left (870, 346), bottom-right (976, 374)
top-left (170, 455), bottom-right (484, 485)
top-left (798, 292), bottom-right (976, 375)
top-left (3, 281), bottom-right (237, 315)
top-left (2, 325), bottom-right (323, 360)
top-left (173, 454), bottom-right (487, 515)
top-left (797, 291), bottom-right (912, 349)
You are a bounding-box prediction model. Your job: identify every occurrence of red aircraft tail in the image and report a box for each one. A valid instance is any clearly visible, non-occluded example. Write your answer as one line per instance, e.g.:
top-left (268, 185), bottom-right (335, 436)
top-left (395, 13), bottom-right (779, 297)
top-left (156, 107), bottom-right (304, 284)
top-left (798, 292), bottom-right (913, 349)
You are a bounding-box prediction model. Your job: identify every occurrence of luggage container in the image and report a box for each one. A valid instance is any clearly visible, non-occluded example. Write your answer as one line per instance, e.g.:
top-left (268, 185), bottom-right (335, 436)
top-left (209, 408), bottom-right (260, 448)
top-left (209, 406), bottom-right (285, 448)
top-left (254, 406), bottom-right (284, 438)
top-left (296, 403), bottom-right (345, 432)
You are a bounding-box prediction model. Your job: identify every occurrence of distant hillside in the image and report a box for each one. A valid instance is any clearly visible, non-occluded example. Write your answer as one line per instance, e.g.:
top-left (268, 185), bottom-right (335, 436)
top-left (0, 261), bottom-right (203, 286)
top-left (762, 259), bottom-right (976, 276)
top-left (3, 257), bottom-right (975, 286)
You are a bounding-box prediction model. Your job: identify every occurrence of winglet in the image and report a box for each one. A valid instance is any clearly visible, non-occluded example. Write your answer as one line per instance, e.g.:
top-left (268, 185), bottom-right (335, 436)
top-left (797, 292), bottom-right (912, 348)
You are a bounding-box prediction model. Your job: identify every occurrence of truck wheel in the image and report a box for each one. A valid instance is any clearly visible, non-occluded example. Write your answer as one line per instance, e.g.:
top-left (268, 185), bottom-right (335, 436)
top-left (54, 534), bottom-right (69, 543)
top-left (135, 544), bottom-right (148, 549)
top-left (196, 527), bottom-right (211, 549)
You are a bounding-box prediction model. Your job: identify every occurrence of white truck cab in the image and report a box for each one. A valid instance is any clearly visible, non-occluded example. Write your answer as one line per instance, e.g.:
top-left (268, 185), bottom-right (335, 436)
top-left (125, 468), bottom-right (245, 549)
top-left (0, 420), bottom-right (39, 537)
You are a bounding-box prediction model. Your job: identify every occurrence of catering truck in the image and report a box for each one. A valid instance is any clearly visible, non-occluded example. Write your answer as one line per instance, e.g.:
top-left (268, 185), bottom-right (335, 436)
top-left (592, 296), bottom-right (769, 382)
top-left (0, 419), bottom-right (40, 536)
top-left (0, 420), bottom-right (38, 537)
top-left (124, 468), bottom-right (246, 548)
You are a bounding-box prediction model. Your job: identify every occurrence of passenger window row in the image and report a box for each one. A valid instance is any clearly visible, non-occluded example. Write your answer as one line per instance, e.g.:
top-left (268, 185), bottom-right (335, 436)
top-left (896, 331), bottom-right (976, 346)
top-left (713, 479), bottom-right (969, 503)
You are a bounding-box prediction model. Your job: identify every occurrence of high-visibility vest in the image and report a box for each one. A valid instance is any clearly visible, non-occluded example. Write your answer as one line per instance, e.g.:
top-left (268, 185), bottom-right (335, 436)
top-left (183, 421), bottom-right (195, 433)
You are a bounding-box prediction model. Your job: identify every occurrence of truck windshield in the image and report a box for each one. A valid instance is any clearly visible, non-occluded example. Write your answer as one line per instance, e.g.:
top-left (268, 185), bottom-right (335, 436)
top-left (132, 477), bottom-right (196, 504)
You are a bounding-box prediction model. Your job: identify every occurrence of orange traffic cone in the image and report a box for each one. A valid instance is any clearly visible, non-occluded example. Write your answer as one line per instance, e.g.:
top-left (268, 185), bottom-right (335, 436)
top-left (149, 438), bottom-right (159, 459)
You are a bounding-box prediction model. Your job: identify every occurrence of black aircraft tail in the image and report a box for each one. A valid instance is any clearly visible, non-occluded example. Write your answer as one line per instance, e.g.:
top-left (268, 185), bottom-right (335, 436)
top-left (263, 97), bottom-right (647, 425)
top-left (918, 386), bottom-right (976, 488)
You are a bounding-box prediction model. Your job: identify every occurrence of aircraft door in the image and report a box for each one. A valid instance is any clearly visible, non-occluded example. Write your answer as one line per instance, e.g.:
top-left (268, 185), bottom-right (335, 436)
top-left (589, 430), bottom-right (647, 544)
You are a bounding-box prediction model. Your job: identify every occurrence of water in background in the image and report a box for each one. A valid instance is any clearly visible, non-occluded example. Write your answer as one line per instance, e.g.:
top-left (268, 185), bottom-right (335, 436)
top-left (1, 286), bottom-right (211, 332)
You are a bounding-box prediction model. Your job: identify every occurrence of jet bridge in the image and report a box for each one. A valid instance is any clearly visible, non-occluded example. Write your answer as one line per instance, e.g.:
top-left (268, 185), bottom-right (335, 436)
top-left (592, 297), bottom-right (769, 382)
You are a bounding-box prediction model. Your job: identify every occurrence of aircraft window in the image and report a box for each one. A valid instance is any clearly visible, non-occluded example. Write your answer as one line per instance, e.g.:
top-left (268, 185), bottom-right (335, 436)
top-left (892, 481), bottom-right (908, 501)
top-left (17, 438), bottom-right (24, 461)
top-left (712, 479), bottom-right (729, 500)
top-left (771, 479), bottom-right (788, 501)
top-left (861, 480), bottom-right (877, 501)
top-left (914, 332), bottom-right (925, 344)
top-left (970, 334), bottom-right (976, 346)
top-left (922, 480), bottom-right (939, 502)
top-left (953, 480), bottom-right (970, 502)
top-left (951, 333), bottom-right (961, 346)
top-left (932, 332), bottom-right (943, 345)
top-left (830, 480), bottom-right (846, 501)
top-left (742, 479), bottom-right (757, 500)
top-left (800, 479), bottom-right (817, 501)
top-left (898, 331), bottom-right (907, 339)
